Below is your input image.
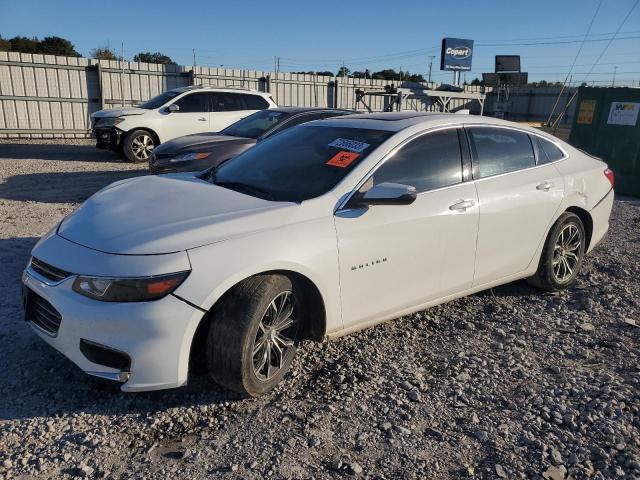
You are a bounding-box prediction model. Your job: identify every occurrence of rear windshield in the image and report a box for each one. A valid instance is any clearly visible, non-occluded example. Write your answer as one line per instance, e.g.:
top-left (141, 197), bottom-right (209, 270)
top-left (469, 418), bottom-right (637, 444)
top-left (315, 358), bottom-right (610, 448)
top-left (221, 110), bottom-right (289, 139)
top-left (210, 125), bottom-right (392, 202)
top-left (138, 91), bottom-right (181, 109)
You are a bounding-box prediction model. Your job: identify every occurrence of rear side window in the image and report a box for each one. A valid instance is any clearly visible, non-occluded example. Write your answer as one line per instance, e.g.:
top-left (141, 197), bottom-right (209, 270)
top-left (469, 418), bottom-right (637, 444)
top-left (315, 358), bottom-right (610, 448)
top-left (468, 127), bottom-right (535, 178)
top-left (371, 128), bottom-right (463, 193)
top-left (242, 94), bottom-right (270, 110)
top-left (534, 135), bottom-right (565, 164)
top-left (174, 93), bottom-right (207, 113)
top-left (209, 93), bottom-right (246, 112)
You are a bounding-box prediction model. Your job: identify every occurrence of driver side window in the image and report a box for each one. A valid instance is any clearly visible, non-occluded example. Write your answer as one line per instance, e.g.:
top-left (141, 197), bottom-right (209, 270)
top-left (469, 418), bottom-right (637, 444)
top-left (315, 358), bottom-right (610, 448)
top-left (371, 128), bottom-right (463, 193)
top-left (173, 93), bottom-right (207, 113)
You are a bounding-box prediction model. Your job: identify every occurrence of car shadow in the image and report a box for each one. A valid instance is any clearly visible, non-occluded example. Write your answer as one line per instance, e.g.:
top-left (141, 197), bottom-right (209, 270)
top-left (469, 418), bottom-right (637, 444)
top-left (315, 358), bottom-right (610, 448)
top-left (0, 143), bottom-right (122, 163)
top-left (0, 234), bottom-right (241, 423)
top-left (0, 170), bottom-right (147, 203)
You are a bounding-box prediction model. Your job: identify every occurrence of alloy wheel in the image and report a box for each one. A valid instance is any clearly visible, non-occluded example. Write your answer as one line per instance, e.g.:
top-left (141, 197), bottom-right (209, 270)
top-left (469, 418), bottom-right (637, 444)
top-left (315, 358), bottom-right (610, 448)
top-left (131, 134), bottom-right (154, 160)
top-left (252, 291), bottom-right (299, 381)
top-left (552, 223), bottom-right (582, 283)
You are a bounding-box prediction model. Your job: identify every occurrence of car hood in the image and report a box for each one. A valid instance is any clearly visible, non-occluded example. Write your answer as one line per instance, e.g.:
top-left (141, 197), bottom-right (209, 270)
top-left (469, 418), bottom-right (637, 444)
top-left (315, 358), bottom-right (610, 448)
top-left (155, 133), bottom-right (256, 155)
top-left (91, 107), bottom-right (148, 119)
top-left (58, 174), bottom-right (295, 255)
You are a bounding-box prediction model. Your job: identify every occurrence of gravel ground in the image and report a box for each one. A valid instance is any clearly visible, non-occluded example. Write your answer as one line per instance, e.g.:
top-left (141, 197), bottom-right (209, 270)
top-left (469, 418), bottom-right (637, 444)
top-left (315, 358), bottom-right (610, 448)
top-left (0, 141), bottom-right (639, 480)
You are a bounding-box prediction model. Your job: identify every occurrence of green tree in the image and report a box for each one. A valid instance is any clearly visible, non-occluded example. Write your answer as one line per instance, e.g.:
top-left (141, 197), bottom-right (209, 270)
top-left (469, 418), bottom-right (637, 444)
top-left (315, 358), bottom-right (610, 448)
top-left (38, 36), bottom-right (80, 57)
top-left (9, 36), bottom-right (39, 53)
top-left (90, 46), bottom-right (118, 60)
top-left (337, 66), bottom-right (350, 77)
top-left (0, 35), bottom-right (10, 51)
top-left (371, 69), bottom-right (398, 80)
top-left (133, 51), bottom-right (174, 64)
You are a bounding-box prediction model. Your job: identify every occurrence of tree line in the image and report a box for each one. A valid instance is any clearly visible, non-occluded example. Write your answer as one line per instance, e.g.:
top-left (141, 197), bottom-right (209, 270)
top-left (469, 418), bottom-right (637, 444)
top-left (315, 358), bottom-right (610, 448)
top-left (0, 34), bottom-right (175, 64)
top-left (293, 67), bottom-right (427, 82)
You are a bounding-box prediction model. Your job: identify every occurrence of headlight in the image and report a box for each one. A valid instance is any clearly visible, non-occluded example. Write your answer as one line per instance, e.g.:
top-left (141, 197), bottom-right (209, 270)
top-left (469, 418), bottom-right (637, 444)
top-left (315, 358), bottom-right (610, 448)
top-left (72, 271), bottom-right (190, 302)
top-left (96, 117), bottom-right (125, 127)
top-left (169, 152), bottom-right (211, 163)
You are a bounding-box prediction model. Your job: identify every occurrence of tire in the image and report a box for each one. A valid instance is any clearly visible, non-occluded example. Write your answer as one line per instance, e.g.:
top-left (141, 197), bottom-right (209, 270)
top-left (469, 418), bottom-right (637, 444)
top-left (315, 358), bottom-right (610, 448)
top-left (206, 274), bottom-right (303, 396)
top-left (122, 129), bottom-right (156, 163)
top-left (528, 212), bottom-right (586, 291)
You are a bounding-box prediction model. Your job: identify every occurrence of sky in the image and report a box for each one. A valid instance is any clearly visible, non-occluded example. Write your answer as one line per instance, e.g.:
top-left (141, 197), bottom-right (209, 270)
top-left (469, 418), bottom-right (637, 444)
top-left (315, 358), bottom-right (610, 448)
top-left (1, 0), bottom-right (639, 86)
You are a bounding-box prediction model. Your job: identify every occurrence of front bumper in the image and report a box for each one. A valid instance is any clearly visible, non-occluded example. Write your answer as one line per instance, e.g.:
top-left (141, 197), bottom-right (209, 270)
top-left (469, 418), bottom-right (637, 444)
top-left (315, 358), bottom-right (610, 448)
top-left (92, 126), bottom-right (122, 150)
top-left (22, 237), bottom-right (204, 392)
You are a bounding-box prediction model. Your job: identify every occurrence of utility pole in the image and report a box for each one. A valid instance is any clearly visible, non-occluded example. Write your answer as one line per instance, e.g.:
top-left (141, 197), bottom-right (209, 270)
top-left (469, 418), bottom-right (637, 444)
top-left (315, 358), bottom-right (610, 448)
top-left (192, 49), bottom-right (197, 86)
top-left (612, 65), bottom-right (618, 86)
top-left (428, 56), bottom-right (435, 84)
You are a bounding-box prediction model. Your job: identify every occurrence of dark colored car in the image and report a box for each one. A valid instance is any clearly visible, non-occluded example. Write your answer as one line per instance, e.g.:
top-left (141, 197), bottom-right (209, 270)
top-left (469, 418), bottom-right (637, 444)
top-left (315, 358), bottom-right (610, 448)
top-left (149, 107), bottom-right (354, 173)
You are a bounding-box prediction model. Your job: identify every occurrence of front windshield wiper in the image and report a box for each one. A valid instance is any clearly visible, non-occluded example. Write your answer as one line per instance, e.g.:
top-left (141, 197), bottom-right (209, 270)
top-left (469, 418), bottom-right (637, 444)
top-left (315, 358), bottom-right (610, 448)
top-left (214, 181), bottom-right (275, 201)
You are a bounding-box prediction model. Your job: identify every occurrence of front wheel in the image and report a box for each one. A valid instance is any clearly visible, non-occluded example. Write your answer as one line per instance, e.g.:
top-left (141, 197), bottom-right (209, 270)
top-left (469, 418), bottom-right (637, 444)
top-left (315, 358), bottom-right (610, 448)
top-left (206, 274), bottom-right (303, 396)
top-left (529, 212), bottom-right (586, 291)
top-left (122, 129), bottom-right (156, 163)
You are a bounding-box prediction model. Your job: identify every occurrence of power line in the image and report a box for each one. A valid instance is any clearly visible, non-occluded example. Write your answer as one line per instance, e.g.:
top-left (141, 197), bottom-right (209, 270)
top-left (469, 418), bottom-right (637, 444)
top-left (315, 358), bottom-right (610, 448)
top-left (474, 29), bottom-right (640, 42)
top-left (547, 0), bottom-right (602, 125)
top-left (581, 0), bottom-right (640, 83)
top-left (477, 34), bottom-right (640, 47)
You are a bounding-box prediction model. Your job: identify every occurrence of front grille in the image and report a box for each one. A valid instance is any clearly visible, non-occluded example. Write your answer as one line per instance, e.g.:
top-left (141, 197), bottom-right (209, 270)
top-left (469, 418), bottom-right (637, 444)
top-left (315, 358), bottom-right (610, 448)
top-left (29, 257), bottom-right (71, 283)
top-left (25, 289), bottom-right (62, 335)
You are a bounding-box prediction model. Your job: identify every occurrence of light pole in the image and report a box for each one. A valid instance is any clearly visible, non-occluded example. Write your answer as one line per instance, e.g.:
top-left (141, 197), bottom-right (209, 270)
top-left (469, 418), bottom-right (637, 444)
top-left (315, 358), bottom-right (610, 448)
top-left (612, 65), bottom-right (618, 87)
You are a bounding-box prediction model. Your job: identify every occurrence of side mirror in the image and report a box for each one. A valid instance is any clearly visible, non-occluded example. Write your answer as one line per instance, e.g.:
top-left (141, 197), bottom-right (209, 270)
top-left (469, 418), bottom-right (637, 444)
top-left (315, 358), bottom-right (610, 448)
top-left (167, 104), bottom-right (180, 113)
top-left (348, 182), bottom-right (417, 208)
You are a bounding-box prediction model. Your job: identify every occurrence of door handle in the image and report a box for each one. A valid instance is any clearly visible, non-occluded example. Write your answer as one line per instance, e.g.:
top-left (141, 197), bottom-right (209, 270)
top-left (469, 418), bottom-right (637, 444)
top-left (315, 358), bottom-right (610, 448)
top-left (449, 199), bottom-right (475, 212)
top-left (536, 181), bottom-right (554, 191)
top-left (197, 117), bottom-right (207, 121)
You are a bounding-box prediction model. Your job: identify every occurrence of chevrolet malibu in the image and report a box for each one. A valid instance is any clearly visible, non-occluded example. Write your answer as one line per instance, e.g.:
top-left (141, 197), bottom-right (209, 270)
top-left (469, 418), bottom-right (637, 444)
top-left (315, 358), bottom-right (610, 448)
top-left (22, 113), bottom-right (614, 396)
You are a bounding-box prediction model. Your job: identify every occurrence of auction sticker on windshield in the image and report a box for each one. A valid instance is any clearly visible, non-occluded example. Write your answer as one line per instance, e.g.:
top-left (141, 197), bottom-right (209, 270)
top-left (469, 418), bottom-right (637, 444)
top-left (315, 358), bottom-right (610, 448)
top-left (328, 138), bottom-right (370, 153)
top-left (326, 151), bottom-right (360, 168)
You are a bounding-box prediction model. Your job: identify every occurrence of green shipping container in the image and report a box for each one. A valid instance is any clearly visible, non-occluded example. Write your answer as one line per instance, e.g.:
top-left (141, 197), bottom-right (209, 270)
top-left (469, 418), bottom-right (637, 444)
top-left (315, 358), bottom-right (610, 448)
top-left (569, 86), bottom-right (640, 197)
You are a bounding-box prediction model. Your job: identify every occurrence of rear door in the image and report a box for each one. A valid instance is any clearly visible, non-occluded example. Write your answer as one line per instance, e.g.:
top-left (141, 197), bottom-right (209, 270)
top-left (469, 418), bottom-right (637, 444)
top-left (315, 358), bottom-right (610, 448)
top-left (165, 92), bottom-right (210, 139)
top-left (209, 93), bottom-right (270, 132)
top-left (467, 126), bottom-right (564, 286)
top-left (335, 127), bottom-right (479, 328)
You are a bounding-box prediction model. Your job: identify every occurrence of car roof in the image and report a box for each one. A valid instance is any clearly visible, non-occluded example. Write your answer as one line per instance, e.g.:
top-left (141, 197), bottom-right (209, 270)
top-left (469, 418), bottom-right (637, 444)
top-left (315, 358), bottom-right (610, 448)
top-left (270, 107), bottom-right (355, 114)
top-left (313, 112), bottom-right (542, 133)
top-left (170, 85), bottom-right (271, 96)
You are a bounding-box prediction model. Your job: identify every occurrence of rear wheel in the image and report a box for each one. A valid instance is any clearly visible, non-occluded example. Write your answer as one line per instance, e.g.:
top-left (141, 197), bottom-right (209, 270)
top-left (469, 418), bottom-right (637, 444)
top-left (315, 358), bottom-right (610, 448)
top-left (123, 129), bottom-right (156, 163)
top-left (206, 274), bottom-right (302, 396)
top-left (528, 212), bottom-right (585, 291)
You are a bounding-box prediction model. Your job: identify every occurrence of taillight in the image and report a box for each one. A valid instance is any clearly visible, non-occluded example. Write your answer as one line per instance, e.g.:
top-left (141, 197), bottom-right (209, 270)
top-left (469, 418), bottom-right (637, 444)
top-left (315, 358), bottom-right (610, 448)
top-left (604, 168), bottom-right (614, 187)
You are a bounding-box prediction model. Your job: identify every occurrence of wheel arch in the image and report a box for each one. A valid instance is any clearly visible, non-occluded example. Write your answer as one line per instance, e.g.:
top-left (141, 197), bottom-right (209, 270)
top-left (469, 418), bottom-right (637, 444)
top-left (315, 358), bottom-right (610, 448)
top-left (565, 205), bottom-right (593, 251)
top-left (188, 269), bottom-right (327, 374)
top-left (121, 126), bottom-right (161, 147)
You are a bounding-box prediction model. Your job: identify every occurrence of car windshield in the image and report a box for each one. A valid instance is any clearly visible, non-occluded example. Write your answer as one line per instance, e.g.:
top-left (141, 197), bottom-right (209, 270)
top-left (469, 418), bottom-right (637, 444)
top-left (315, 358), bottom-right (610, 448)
top-left (221, 110), bottom-right (290, 139)
top-left (209, 125), bottom-right (392, 202)
top-left (138, 91), bottom-right (182, 109)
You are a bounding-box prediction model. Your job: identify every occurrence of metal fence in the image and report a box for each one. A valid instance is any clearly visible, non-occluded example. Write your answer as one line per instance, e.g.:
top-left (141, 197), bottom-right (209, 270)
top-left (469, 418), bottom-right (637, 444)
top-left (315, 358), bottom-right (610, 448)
top-left (0, 51), bottom-right (573, 138)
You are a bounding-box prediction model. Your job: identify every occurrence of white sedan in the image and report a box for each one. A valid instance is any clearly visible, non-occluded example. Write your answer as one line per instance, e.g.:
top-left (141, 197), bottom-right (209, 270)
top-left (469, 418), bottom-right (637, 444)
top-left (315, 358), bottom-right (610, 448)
top-left (22, 113), bottom-right (614, 396)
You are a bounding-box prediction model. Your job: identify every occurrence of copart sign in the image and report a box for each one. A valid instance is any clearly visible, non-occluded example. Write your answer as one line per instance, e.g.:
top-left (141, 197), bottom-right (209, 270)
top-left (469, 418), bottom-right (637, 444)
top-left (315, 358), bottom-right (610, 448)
top-left (440, 38), bottom-right (474, 71)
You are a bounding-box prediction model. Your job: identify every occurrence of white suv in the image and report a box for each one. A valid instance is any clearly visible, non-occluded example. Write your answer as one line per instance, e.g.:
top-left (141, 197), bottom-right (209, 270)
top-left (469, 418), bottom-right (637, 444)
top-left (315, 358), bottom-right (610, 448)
top-left (90, 86), bottom-right (276, 162)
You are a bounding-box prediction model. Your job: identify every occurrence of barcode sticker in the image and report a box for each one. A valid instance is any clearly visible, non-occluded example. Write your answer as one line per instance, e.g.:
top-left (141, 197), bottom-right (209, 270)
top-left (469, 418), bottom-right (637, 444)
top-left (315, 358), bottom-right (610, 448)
top-left (328, 138), bottom-right (370, 153)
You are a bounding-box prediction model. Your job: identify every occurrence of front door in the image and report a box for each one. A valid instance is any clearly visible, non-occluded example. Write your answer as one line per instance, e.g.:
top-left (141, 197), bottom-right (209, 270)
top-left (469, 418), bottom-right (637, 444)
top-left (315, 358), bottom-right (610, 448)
top-left (335, 127), bottom-right (479, 328)
top-left (166, 92), bottom-right (211, 140)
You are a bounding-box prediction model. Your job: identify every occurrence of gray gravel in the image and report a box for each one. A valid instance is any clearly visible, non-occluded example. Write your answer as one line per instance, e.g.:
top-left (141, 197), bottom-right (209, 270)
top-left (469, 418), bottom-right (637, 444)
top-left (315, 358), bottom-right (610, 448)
top-left (1, 141), bottom-right (639, 479)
